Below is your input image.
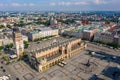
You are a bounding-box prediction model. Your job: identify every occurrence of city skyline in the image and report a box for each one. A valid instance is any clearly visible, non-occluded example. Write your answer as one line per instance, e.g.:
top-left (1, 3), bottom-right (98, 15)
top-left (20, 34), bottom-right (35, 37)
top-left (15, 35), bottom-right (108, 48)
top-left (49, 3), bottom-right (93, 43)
top-left (0, 2), bottom-right (120, 79)
top-left (0, 0), bottom-right (120, 11)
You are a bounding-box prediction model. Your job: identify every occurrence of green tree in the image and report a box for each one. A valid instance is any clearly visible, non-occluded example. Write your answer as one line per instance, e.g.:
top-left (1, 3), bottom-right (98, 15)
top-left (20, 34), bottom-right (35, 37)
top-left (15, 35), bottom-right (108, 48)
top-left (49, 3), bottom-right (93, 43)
top-left (18, 21), bottom-right (25, 27)
top-left (8, 43), bottom-right (13, 48)
top-left (0, 46), bottom-right (3, 50)
top-left (24, 41), bottom-right (29, 49)
top-left (6, 24), bottom-right (12, 29)
top-left (14, 21), bottom-right (25, 27)
top-left (0, 25), bottom-right (5, 29)
top-left (5, 43), bottom-right (13, 48)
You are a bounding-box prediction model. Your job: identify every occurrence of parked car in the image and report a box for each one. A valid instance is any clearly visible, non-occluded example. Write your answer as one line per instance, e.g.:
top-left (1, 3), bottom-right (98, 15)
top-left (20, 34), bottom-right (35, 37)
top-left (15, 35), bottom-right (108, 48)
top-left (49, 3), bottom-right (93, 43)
top-left (101, 56), bottom-right (107, 60)
top-left (61, 61), bottom-right (67, 65)
top-left (58, 63), bottom-right (64, 67)
top-left (111, 56), bottom-right (117, 60)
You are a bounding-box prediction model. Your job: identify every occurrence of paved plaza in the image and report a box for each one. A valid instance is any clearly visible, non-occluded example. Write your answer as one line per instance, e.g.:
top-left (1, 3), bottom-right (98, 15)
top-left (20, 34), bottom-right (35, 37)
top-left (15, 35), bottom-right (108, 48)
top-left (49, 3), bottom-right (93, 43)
top-left (6, 43), bottom-right (120, 80)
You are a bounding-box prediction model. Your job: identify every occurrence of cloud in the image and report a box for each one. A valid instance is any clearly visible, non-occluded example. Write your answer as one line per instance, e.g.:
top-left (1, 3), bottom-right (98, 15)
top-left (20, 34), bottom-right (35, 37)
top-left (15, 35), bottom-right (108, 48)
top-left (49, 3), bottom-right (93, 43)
top-left (11, 3), bottom-right (21, 7)
top-left (94, 0), bottom-right (100, 4)
top-left (74, 2), bottom-right (88, 5)
top-left (50, 0), bottom-right (109, 6)
top-left (0, 3), bottom-right (35, 7)
top-left (23, 3), bottom-right (27, 6)
top-left (29, 3), bottom-right (35, 6)
top-left (11, 3), bottom-right (35, 7)
top-left (50, 1), bottom-right (88, 6)
top-left (0, 3), bottom-right (3, 7)
top-left (50, 2), bottom-right (56, 6)
top-left (93, 0), bottom-right (107, 4)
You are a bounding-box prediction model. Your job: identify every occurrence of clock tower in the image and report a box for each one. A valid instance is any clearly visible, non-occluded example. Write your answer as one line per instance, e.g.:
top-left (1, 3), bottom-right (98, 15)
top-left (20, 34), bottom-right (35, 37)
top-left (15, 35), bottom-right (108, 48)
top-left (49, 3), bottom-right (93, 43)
top-left (13, 27), bottom-right (24, 57)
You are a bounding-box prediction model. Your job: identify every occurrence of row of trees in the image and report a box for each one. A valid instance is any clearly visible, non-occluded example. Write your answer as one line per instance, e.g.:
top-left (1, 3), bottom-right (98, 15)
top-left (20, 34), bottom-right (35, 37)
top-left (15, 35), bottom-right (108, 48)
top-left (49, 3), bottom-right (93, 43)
top-left (58, 19), bottom-right (75, 24)
top-left (0, 43), bottom-right (13, 51)
top-left (62, 33), bottom-right (74, 38)
top-left (0, 24), bottom-right (12, 29)
top-left (14, 21), bottom-right (25, 27)
top-left (35, 21), bottom-right (50, 26)
top-left (0, 41), bottom-right (30, 51)
top-left (94, 41), bottom-right (120, 49)
top-left (14, 20), bottom-right (50, 27)
top-left (34, 35), bottom-right (54, 42)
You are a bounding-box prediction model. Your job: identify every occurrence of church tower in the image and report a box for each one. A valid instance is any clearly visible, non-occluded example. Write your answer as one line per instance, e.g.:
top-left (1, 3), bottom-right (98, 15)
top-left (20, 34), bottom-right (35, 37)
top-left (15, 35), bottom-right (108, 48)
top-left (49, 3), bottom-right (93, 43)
top-left (13, 27), bottom-right (24, 57)
top-left (50, 16), bottom-right (57, 25)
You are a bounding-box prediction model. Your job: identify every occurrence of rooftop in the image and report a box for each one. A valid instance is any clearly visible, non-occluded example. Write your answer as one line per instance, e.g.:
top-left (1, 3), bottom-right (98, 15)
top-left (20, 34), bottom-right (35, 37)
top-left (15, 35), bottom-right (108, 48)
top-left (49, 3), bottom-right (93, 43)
top-left (27, 36), bottom-right (78, 53)
top-left (30, 29), bottom-right (40, 34)
top-left (83, 30), bottom-right (92, 33)
top-left (29, 27), bottom-right (55, 34)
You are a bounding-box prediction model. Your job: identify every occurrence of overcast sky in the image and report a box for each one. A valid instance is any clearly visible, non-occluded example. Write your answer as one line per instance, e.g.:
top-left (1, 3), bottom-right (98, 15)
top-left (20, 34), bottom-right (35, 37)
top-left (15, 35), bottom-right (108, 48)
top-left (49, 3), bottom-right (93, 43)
top-left (0, 0), bottom-right (120, 11)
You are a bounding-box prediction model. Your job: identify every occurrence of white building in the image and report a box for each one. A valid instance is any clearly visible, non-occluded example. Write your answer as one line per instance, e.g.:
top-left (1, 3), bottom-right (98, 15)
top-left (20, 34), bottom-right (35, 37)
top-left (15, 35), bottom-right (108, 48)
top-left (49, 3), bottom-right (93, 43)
top-left (28, 27), bottom-right (58, 41)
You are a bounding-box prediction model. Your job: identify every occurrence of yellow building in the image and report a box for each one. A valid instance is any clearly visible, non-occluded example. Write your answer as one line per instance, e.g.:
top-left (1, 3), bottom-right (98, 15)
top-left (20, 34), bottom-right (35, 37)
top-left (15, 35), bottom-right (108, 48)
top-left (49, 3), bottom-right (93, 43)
top-left (28, 37), bottom-right (87, 72)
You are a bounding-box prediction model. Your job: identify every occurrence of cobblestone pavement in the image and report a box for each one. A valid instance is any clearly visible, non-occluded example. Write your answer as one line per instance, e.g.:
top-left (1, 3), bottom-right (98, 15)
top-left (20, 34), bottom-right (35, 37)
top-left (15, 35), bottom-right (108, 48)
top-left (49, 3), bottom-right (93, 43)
top-left (7, 43), bottom-right (120, 80)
